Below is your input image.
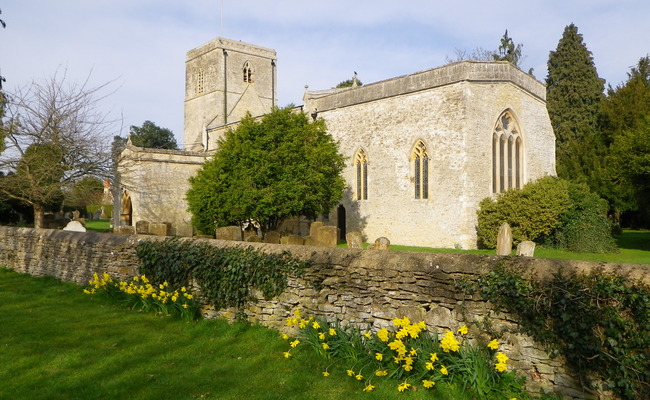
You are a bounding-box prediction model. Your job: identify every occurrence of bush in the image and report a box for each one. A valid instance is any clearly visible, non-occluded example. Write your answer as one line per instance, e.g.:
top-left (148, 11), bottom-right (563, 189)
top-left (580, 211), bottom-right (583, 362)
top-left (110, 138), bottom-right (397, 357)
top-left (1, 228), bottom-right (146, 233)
top-left (476, 176), bottom-right (571, 248)
top-left (476, 177), bottom-right (616, 253)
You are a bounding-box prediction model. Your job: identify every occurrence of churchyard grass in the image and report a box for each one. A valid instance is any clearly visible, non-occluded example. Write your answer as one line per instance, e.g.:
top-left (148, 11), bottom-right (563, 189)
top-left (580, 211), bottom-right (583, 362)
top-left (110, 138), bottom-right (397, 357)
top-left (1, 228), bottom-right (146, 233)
top-left (0, 268), bottom-right (496, 400)
top-left (84, 218), bottom-right (111, 232)
top-left (373, 230), bottom-right (650, 265)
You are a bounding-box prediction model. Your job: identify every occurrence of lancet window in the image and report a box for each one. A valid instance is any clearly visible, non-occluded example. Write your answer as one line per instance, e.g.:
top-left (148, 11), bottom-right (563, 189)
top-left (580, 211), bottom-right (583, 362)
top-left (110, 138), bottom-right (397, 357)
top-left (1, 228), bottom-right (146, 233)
top-left (243, 61), bottom-right (253, 83)
top-left (412, 140), bottom-right (429, 199)
top-left (354, 148), bottom-right (368, 200)
top-left (492, 111), bottom-right (523, 193)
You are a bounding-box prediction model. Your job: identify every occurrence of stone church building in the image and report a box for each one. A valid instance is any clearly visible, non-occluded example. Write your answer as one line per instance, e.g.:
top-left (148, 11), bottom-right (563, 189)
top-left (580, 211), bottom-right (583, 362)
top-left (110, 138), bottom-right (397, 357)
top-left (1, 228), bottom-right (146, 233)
top-left (116, 37), bottom-right (556, 249)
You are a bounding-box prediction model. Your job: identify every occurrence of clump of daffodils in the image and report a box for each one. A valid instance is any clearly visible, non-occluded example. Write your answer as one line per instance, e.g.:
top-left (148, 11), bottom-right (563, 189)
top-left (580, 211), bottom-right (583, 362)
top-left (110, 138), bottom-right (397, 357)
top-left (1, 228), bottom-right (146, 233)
top-left (83, 273), bottom-right (200, 320)
top-left (282, 310), bottom-right (527, 397)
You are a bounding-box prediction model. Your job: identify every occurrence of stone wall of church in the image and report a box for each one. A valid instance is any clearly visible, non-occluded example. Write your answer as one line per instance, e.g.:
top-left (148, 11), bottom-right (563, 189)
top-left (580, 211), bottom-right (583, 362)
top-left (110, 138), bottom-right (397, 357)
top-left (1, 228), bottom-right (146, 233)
top-left (117, 144), bottom-right (208, 232)
top-left (3, 226), bottom-right (647, 399)
top-left (304, 61), bottom-right (556, 249)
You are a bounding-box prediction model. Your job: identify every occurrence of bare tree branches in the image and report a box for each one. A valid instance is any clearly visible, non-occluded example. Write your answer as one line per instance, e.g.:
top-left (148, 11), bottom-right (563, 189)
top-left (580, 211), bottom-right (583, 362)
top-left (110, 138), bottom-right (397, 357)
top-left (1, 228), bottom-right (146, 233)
top-left (0, 67), bottom-right (119, 226)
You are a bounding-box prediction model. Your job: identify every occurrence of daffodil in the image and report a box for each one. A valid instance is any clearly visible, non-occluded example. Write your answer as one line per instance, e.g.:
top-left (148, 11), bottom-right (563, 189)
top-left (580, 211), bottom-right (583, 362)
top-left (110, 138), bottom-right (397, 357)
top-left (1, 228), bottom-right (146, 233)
top-left (328, 328), bottom-right (337, 336)
top-left (458, 324), bottom-right (468, 335)
top-left (312, 321), bottom-right (320, 329)
top-left (322, 371), bottom-right (330, 377)
top-left (495, 362), bottom-right (507, 372)
top-left (440, 365), bottom-right (448, 375)
top-left (347, 369), bottom-right (355, 377)
top-left (375, 352), bottom-right (383, 361)
top-left (321, 343), bottom-right (329, 350)
top-left (377, 328), bottom-right (390, 342)
top-left (355, 374), bottom-right (363, 381)
top-left (283, 352), bottom-right (291, 358)
top-left (422, 379), bottom-right (435, 388)
top-left (430, 352), bottom-right (439, 362)
top-left (375, 370), bottom-right (388, 376)
top-left (363, 384), bottom-right (375, 392)
top-left (488, 339), bottom-right (499, 350)
top-left (425, 362), bottom-right (434, 370)
top-left (290, 340), bottom-right (300, 348)
top-left (318, 332), bottom-right (325, 340)
top-left (496, 352), bottom-right (509, 364)
top-left (397, 382), bottom-right (411, 392)
top-left (281, 333), bottom-right (289, 340)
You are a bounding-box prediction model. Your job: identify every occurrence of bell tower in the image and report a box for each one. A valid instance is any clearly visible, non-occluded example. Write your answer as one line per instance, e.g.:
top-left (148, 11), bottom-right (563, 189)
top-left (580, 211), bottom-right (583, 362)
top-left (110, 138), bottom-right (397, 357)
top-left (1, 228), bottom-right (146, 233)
top-left (184, 37), bottom-right (277, 151)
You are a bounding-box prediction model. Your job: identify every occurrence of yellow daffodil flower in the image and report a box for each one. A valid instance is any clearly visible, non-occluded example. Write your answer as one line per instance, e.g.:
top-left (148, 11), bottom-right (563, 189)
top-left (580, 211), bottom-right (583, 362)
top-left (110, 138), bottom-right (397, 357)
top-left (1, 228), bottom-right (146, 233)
top-left (458, 324), bottom-right (468, 335)
top-left (488, 339), bottom-right (499, 350)
top-left (363, 384), bottom-right (375, 392)
top-left (422, 379), bottom-right (435, 388)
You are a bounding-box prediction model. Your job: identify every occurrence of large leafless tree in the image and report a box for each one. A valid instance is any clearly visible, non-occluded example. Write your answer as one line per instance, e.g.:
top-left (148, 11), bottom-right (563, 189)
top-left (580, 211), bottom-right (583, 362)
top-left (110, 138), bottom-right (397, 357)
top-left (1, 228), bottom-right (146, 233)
top-left (0, 68), bottom-right (118, 227)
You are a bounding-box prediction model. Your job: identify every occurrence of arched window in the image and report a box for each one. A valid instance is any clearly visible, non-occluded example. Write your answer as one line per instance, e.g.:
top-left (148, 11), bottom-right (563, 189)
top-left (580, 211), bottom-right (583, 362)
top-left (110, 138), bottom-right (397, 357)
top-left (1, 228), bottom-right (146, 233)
top-left (243, 61), bottom-right (253, 83)
top-left (354, 148), bottom-right (368, 200)
top-left (492, 111), bottom-right (523, 193)
top-left (412, 140), bottom-right (429, 199)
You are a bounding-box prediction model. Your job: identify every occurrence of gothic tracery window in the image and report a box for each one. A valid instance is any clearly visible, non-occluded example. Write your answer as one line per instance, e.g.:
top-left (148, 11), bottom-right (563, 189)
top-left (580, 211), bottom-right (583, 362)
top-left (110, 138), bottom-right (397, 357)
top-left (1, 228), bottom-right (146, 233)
top-left (492, 111), bottom-right (523, 193)
top-left (243, 61), bottom-right (253, 83)
top-left (354, 148), bottom-right (368, 200)
top-left (412, 140), bottom-right (429, 199)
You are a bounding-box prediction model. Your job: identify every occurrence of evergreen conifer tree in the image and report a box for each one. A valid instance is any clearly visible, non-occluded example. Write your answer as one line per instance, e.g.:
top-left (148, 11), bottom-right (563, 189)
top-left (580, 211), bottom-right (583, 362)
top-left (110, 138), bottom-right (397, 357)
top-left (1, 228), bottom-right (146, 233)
top-left (546, 24), bottom-right (605, 191)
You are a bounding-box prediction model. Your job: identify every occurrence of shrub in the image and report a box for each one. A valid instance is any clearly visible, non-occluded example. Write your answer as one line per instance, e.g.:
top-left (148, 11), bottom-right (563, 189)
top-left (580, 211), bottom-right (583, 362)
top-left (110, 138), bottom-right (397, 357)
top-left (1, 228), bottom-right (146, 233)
top-left (476, 176), bottom-right (571, 248)
top-left (547, 182), bottom-right (617, 253)
top-left (476, 177), bottom-right (616, 253)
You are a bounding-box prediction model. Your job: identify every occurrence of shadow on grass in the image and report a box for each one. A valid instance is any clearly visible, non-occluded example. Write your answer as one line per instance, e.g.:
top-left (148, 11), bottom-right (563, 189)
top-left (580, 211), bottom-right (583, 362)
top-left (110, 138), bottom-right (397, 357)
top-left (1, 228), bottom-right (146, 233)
top-left (616, 230), bottom-right (650, 251)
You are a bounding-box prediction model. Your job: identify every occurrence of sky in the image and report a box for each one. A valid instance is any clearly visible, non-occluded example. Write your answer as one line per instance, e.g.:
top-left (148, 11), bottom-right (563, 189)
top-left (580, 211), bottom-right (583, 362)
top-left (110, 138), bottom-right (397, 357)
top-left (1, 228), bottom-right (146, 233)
top-left (1, 0), bottom-right (648, 149)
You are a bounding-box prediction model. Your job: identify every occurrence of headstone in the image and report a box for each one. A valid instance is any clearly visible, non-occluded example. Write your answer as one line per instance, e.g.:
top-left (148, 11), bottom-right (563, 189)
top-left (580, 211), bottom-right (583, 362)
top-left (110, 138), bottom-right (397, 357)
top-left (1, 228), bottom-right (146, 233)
top-left (346, 231), bottom-right (363, 248)
top-left (113, 225), bottom-right (136, 234)
top-left (216, 225), bottom-right (241, 241)
top-left (149, 222), bottom-right (172, 236)
top-left (176, 223), bottom-right (194, 237)
top-left (93, 209), bottom-right (101, 220)
top-left (286, 234), bottom-right (304, 245)
top-left (246, 235), bottom-right (261, 242)
top-left (135, 220), bottom-right (150, 235)
top-left (72, 210), bottom-right (81, 221)
top-left (63, 220), bottom-right (87, 232)
top-left (374, 237), bottom-right (390, 250)
top-left (316, 226), bottom-right (339, 247)
top-left (310, 222), bottom-right (324, 241)
top-left (280, 236), bottom-right (289, 245)
top-left (303, 236), bottom-right (313, 246)
top-left (99, 206), bottom-right (108, 219)
top-left (516, 241), bottom-right (536, 257)
top-left (64, 211), bottom-right (72, 220)
top-left (263, 231), bottom-right (281, 244)
top-left (496, 222), bottom-right (513, 256)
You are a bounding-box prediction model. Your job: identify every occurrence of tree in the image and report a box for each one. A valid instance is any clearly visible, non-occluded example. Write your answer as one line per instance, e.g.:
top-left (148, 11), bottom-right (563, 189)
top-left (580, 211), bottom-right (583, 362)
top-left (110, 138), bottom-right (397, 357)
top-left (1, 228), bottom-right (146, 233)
top-left (493, 30), bottom-right (524, 67)
top-left (65, 176), bottom-right (104, 209)
top-left (186, 107), bottom-right (346, 236)
top-left (600, 56), bottom-right (650, 224)
top-left (129, 120), bottom-right (177, 149)
top-left (0, 69), bottom-right (116, 227)
top-left (546, 24), bottom-right (606, 192)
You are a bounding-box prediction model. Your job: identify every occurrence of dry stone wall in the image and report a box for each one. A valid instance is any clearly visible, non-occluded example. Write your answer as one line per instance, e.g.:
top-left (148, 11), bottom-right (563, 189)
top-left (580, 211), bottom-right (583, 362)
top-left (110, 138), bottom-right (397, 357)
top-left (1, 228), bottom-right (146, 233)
top-left (2, 226), bottom-right (648, 398)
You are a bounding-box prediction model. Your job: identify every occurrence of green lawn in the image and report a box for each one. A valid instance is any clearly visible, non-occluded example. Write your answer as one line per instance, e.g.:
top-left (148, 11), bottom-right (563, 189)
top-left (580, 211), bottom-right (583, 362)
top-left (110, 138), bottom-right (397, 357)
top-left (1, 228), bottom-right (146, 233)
top-left (0, 268), bottom-right (496, 400)
top-left (85, 219), bottom-right (112, 232)
top-left (377, 230), bottom-right (650, 265)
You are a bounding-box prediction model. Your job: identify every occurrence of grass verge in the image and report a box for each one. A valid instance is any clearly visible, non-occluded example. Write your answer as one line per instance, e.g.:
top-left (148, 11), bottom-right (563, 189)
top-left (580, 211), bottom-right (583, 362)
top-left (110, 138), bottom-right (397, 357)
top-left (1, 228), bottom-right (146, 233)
top-left (1, 268), bottom-right (510, 400)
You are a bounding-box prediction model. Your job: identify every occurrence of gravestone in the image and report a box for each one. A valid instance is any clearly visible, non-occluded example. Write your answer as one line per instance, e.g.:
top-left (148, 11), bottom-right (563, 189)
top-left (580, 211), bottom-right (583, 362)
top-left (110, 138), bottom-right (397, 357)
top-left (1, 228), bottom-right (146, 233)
top-left (149, 222), bottom-right (172, 236)
top-left (316, 226), bottom-right (339, 247)
top-left (263, 231), bottom-right (281, 244)
top-left (496, 222), bottom-right (513, 256)
top-left (72, 210), bottom-right (81, 221)
top-left (374, 237), bottom-right (390, 250)
top-left (99, 206), bottom-right (108, 219)
top-left (135, 220), bottom-right (150, 235)
top-left (310, 222), bottom-right (324, 242)
top-left (286, 234), bottom-right (304, 245)
top-left (63, 220), bottom-right (86, 232)
top-left (93, 209), bottom-right (102, 220)
top-left (176, 223), bottom-right (194, 237)
top-left (516, 241), bottom-right (536, 257)
top-left (346, 231), bottom-right (363, 248)
top-left (216, 226), bottom-right (241, 241)
top-left (246, 235), bottom-right (261, 242)
top-left (303, 236), bottom-right (313, 246)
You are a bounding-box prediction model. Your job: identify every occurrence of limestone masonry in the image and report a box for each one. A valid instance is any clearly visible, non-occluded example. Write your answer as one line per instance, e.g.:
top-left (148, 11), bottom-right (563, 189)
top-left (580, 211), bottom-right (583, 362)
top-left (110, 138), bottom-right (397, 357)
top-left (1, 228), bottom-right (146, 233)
top-left (116, 37), bottom-right (556, 248)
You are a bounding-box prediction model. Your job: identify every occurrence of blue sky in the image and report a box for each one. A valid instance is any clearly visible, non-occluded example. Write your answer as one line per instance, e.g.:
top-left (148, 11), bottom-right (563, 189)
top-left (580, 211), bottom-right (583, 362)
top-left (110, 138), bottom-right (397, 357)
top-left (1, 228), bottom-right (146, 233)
top-left (1, 0), bottom-right (648, 148)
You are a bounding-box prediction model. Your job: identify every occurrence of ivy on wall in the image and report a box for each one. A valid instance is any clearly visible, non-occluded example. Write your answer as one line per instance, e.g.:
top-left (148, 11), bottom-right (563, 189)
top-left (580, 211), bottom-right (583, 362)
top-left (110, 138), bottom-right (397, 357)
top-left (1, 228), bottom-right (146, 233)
top-left (135, 238), bottom-right (308, 319)
top-left (461, 260), bottom-right (649, 400)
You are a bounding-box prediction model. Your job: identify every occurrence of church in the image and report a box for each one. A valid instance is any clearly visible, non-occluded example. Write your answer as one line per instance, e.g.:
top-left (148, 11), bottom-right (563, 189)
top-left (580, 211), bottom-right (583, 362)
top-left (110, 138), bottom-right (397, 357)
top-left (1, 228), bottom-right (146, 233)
top-left (116, 37), bottom-right (556, 249)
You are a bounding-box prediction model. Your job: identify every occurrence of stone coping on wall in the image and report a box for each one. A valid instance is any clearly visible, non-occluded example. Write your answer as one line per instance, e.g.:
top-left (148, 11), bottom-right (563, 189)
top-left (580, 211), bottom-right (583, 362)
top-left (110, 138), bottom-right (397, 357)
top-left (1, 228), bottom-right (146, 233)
top-left (303, 61), bottom-right (547, 114)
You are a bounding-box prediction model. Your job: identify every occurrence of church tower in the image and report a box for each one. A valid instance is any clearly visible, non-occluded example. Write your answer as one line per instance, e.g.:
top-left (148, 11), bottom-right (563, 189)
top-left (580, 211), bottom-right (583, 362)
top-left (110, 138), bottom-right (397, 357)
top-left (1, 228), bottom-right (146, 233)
top-left (184, 37), bottom-right (277, 151)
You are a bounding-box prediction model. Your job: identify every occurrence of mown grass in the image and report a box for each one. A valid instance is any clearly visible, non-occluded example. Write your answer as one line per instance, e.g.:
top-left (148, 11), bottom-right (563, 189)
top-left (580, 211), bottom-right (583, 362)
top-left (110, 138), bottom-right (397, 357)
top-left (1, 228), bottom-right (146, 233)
top-left (0, 268), bottom-right (495, 400)
top-left (376, 230), bottom-right (650, 265)
top-left (84, 219), bottom-right (112, 233)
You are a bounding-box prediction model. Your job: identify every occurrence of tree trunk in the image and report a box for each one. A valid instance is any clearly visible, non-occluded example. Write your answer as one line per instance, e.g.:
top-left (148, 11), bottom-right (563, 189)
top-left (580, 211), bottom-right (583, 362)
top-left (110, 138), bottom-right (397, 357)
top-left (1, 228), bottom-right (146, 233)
top-left (34, 203), bottom-right (45, 228)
